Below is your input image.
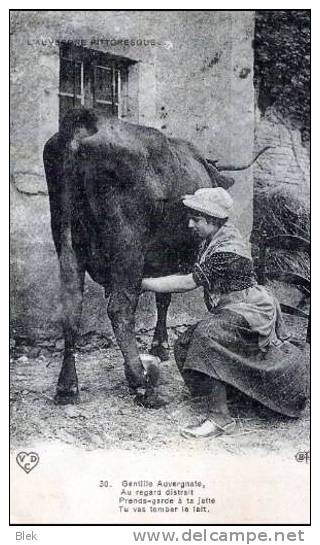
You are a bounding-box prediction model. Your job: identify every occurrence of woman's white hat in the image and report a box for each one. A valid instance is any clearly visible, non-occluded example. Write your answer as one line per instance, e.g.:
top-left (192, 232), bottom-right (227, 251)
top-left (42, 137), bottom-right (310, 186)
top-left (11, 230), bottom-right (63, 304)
top-left (182, 187), bottom-right (233, 219)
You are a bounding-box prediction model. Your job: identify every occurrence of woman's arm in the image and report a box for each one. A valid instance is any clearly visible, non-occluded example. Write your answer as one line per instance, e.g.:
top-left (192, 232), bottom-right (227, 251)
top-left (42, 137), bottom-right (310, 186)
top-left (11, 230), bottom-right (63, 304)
top-left (141, 273), bottom-right (198, 293)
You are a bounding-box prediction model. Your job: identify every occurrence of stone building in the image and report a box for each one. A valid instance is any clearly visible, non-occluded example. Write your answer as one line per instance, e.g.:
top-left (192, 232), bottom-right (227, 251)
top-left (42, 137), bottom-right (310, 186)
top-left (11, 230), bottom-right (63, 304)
top-left (10, 10), bottom-right (255, 338)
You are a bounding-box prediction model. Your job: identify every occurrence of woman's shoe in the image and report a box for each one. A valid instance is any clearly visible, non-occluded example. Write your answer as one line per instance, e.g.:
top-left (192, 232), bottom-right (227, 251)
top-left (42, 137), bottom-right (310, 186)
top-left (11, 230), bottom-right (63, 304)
top-left (180, 418), bottom-right (236, 439)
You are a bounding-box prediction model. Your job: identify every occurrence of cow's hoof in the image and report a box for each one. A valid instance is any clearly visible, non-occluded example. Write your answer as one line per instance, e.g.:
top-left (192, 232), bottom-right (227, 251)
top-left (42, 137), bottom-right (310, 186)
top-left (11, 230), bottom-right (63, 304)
top-left (150, 344), bottom-right (170, 362)
top-left (54, 390), bottom-right (80, 405)
top-left (134, 390), bottom-right (168, 409)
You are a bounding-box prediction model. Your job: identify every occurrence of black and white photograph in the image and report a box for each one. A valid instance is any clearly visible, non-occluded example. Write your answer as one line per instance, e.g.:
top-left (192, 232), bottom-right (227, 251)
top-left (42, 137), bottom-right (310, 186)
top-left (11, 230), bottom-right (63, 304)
top-left (10, 9), bottom-right (310, 525)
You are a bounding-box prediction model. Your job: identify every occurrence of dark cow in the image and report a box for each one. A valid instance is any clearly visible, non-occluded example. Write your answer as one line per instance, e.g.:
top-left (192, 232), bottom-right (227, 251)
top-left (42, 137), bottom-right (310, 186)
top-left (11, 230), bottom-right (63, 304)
top-left (43, 108), bottom-right (235, 406)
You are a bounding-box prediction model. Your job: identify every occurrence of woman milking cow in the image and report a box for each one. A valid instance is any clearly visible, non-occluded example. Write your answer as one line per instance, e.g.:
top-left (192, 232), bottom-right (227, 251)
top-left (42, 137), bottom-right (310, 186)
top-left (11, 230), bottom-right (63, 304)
top-left (141, 188), bottom-right (307, 439)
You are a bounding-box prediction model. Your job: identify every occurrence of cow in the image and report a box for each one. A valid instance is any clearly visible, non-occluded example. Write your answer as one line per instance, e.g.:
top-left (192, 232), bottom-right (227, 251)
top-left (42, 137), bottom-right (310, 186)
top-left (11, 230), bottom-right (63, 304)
top-left (43, 108), bottom-right (237, 407)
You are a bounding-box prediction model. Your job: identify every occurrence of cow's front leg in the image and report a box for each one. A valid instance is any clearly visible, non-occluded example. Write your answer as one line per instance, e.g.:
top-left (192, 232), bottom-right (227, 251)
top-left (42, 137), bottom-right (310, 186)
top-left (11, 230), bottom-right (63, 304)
top-left (151, 293), bottom-right (172, 361)
top-left (108, 288), bottom-right (166, 408)
top-left (55, 247), bottom-right (85, 405)
top-left (107, 246), bottom-right (167, 408)
top-left (107, 288), bottom-right (145, 391)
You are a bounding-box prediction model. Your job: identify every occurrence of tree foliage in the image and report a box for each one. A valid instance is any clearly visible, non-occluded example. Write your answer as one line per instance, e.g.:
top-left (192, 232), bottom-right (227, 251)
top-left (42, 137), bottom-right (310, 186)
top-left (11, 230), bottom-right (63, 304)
top-left (254, 10), bottom-right (310, 134)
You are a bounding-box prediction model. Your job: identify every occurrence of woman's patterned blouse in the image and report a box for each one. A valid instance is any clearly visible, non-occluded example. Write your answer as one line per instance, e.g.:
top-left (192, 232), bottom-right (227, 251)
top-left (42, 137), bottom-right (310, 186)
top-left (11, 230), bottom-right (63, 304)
top-left (192, 250), bottom-right (257, 295)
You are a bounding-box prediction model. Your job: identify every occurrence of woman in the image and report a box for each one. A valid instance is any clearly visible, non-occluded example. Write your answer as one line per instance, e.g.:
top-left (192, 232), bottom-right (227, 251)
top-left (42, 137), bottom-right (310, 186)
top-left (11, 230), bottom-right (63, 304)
top-left (141, 188), bottom-right (307, 438)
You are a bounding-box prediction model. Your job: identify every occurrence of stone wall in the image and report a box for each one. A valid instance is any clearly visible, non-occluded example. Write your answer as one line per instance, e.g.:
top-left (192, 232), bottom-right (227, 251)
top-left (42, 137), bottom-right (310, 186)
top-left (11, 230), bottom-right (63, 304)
top-left (253, 106), bottom-right (310, 240)
top-left (252, 106), bottom-right (310, 290)
top-left (254, 108), bottom-right (310, 202)
top-left (10, 10), bottom-right (255, 338)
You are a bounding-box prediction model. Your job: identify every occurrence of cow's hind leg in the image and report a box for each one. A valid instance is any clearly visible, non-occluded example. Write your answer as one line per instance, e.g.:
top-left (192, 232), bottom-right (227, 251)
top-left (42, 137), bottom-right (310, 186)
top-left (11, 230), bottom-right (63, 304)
top-left (150, 293), bottom-right (171, 361)
top-left (55, 247), bottom-right (85, 405)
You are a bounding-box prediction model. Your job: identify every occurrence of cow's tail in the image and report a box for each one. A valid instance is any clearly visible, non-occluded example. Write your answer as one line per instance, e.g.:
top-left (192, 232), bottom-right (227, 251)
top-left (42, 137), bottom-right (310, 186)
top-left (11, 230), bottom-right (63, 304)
top-left (60, 149), bottom-right (77, 249)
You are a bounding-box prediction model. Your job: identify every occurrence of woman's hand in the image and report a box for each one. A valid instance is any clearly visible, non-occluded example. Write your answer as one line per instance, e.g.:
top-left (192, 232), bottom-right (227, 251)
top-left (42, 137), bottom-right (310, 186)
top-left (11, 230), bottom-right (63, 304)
top-left (141, 278), bottom-right (156, 293)
top-left (140, 280), bottom-right (150, 294)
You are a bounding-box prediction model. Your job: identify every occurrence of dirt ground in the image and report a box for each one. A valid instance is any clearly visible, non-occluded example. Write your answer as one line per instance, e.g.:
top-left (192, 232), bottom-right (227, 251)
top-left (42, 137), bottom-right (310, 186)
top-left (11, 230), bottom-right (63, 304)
top-left (10, 314), bottom-right (310, 458)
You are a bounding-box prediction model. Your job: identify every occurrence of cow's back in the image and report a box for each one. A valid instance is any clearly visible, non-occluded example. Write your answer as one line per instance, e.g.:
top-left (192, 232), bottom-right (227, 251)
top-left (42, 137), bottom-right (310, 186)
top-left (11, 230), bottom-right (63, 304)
top-left (117, 121), bottom-right (232, 198)
top-left (79, 114), bottom-right (232, 201)
top-left (44, 110), bottom-right (233, 280)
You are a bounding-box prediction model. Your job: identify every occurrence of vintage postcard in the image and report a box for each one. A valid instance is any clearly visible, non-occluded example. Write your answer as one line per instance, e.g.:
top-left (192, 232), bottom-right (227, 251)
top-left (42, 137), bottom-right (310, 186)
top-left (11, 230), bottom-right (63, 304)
top-left (10, 9), bottom-right (310, 525)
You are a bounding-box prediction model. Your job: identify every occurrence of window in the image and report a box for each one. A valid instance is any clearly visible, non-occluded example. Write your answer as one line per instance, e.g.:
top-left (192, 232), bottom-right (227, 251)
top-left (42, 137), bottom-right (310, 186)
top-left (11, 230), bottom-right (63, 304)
top-left (59, 43), bottom-right (132, 122)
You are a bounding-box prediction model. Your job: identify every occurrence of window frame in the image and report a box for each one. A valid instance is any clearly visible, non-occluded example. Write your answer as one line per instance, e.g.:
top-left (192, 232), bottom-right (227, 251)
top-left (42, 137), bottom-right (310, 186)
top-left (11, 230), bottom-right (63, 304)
top-left (59, 43), bottom-right (132, 122)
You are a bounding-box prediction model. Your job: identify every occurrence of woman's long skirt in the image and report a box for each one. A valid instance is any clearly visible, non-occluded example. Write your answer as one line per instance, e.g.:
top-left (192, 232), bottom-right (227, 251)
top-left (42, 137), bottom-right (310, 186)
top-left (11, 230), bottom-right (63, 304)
top-left (174, 309), bottom-right (308, 417)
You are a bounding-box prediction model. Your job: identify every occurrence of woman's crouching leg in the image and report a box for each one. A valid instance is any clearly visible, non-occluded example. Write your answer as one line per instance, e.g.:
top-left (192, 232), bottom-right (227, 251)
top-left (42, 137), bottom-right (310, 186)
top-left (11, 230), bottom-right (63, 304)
top-left (174, 322), bottom-right (236, 438)
top-left (174, 320), bottom-right (225, 398)
top-left (174, 324), bottom-right (213, 397)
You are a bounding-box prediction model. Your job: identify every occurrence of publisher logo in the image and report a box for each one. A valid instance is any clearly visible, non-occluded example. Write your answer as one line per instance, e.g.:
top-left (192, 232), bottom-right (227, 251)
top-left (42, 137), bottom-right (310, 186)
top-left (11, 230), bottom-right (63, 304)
top-left (295, 450), bottom-right (310, 463)
top-left (16, 451), bottom-right (39, 473)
